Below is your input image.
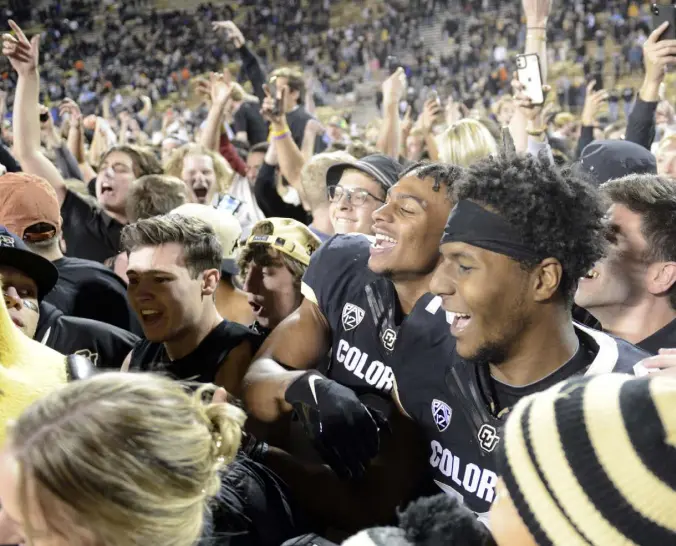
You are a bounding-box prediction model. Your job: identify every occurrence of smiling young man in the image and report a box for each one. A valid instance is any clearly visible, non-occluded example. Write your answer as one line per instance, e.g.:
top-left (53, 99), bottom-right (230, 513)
top-left (120, 214), bottom-right (258, 398)
top-left (238, 217), bottom-right (321, 338)
top-left (326, 154), bottom-right (402, 235)
top-left (389, 154), bottom-right (650, 524)
top-left (575, 174), bottom-right (676, 354)
top-left (242, 162), bottom-right (462, 531)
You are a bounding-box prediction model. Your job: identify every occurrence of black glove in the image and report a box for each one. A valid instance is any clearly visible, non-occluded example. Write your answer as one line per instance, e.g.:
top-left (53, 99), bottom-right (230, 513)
top-left (284, 371), bottom-right (387, 480)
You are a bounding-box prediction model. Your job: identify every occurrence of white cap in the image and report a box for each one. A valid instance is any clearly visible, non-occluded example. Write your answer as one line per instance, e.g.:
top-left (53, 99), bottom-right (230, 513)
top-left (170, 203), bottom-right (241, 260)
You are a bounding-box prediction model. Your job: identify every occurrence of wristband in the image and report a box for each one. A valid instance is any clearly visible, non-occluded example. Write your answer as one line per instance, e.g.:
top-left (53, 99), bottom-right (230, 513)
top-left (271, 126), bottom-right (290, 137)
top-left (272, 131), bottom-right (290, 141)
top-left (526, 127), bottom-right (547, 136)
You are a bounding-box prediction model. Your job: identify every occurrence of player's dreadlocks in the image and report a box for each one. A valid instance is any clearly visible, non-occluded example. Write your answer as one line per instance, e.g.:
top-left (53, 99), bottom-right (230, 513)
top-left (400, 161), bottom-right (465, 199)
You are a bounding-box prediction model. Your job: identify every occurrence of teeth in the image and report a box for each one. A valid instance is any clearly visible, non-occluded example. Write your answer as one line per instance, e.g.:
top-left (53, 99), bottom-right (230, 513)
top-left (141, 310), bottom-right (160, 316)
top-left (375, 234), bottom-right (398, 244)
top-left (456, 313), bottom-right (471, 319)
top-left (584, 269), bottom-right (599, 279)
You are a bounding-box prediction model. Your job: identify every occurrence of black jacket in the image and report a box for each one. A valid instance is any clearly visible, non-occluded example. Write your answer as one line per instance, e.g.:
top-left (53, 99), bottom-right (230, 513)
top-left (36, 301), bottom-right (139, 369)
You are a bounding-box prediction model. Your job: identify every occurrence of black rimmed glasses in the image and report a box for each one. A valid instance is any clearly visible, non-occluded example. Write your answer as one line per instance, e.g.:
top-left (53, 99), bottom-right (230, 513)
top-left (328, 186), bottom-right (385, 207)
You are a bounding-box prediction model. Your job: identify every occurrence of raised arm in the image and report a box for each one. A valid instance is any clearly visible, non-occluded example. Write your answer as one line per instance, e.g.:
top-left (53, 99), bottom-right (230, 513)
top-left (3, 21), bottom-right (67, 203)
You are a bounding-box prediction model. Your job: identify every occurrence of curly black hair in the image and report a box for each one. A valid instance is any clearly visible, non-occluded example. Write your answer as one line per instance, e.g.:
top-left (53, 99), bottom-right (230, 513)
top-left (400, 161), bottom-right (465, 198)
top-left (454, 153), bottom-right (606, 303)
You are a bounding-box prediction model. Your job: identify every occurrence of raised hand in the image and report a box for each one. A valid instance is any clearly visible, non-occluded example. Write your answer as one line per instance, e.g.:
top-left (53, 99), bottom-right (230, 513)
top-left (421, 98), bottom-right (443, 133)
top-left (512, 73), bottom-right (550, 123)
top-left (2, 20), bottom-right (39, 76)
top-left (209, 71), bottom-right (232, 105)
top-left (643, 22), bottom-right (676, 86)
top-left (382, 67), bottom-right (407, 108)
top-left (59, 98), bottom-right (83, 125)
top-left (212, 21), bottom-right (245, 48)
top-left (581, 81), bottom-right (609, 127)
top-left (261, 83), bottom-right (286, 128)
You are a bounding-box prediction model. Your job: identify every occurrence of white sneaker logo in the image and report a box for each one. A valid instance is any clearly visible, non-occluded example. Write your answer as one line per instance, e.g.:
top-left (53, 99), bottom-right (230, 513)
top-left (309, 375), bottom-right (321, 404)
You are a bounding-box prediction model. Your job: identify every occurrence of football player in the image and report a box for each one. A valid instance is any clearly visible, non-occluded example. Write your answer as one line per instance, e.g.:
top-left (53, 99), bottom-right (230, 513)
top-left (242, 162), bottom-right (462, 531)
top-left (390, 154), bottom-right (651, 524)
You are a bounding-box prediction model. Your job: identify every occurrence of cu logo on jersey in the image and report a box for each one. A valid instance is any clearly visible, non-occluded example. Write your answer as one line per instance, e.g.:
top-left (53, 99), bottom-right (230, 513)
top-left (382, 328), bottom-right (397, 351)
top-left (342, 303), bottom-right (365, 331)
top-left (431, 399), bottom-right (452, 432)
top-left (477, 424), bottom-right (500, 453)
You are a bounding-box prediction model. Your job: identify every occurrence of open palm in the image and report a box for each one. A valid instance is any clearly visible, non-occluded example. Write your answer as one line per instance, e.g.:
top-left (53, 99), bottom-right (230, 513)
top-left (2, 20), bottom-right (40, 75)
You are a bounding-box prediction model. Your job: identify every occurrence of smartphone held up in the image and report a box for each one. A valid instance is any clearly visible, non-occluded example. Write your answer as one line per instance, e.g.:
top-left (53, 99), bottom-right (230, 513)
top-left (515, 53), bottom-right (545, 106)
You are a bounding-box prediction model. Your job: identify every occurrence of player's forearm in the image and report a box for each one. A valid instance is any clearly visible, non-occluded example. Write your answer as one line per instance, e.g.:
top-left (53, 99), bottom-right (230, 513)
top-left (242, 357), bottom-right (303, 422)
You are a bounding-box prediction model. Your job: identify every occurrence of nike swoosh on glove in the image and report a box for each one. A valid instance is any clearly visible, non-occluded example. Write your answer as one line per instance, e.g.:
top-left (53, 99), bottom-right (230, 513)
top-left (284, 371), bottom-right (386, 480)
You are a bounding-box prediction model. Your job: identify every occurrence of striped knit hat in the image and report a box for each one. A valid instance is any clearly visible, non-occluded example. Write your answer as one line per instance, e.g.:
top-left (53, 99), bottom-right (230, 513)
top-left (498, 373), bottom-right (676, 546)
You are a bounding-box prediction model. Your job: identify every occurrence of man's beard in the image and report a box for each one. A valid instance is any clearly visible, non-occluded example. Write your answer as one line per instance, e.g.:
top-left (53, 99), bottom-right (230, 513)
top-left (463, 311), bottom-right (531, 367)
top-left (463, 341), bottom-right (509, 367)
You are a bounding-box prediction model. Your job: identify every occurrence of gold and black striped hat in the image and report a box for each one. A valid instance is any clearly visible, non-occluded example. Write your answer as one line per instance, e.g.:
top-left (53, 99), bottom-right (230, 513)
top-left (499, 373), bottom-right (676, 545)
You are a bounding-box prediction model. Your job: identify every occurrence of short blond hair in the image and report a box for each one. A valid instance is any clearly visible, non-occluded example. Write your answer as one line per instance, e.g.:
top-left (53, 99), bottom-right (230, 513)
top-left (164, 143), bottom-right (235, 194)
top-left (301, 151), bottom-right (355, 209)
top-left (9, 372), bottom-right (245, 546)
top-left (436, 119), bottom-right (498, 167)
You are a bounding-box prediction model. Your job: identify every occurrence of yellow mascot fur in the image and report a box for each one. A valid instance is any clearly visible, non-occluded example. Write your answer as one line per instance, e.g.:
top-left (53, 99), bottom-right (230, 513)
top-left (0, 281), bottom-right (68, 447)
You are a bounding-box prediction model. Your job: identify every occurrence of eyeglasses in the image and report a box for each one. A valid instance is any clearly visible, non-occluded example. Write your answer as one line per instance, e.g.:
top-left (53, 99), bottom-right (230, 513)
top-left (3, 290), bottom-right (38, 312)
top-left (328, 186), bottom-right (385, 207)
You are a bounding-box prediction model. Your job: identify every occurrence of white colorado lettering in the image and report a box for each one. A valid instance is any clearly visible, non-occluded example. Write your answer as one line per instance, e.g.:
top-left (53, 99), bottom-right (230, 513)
top-left (334, 340), bottom-right (395, 394)
top-left (344, 347), bottom-right (362, 372)
top-left (428, 441), bottom-right (497, 503)
top-left (336, 339), bottom-right (349, 362)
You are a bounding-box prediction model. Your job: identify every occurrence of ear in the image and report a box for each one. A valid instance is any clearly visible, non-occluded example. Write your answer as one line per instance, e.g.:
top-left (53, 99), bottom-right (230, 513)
top-left (531, 258), bottom-right (563, 303)
top-left (646, 262), bottom-right (676, 297)
top-left (201, 268), bottom-right (220, 297)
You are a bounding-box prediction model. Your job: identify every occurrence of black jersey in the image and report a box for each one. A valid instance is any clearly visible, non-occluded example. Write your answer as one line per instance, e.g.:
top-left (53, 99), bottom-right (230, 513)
top-left (391, 296), bottom-right (650, 521)
top-left (301, 234), bottom-right (446, 403)
top-left (129, 320), bottom-right (257, 383)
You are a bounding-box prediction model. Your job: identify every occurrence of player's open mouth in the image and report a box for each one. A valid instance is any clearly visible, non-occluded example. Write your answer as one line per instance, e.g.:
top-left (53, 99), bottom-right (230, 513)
top-left (249, 301), bottom-right (263, 315)
top-left (100, 184), bottom-right (113, 195)
top-left (451, 313), bottom-right (472, 336)
top-left (582, 268), bottom-right (600, 280)
top-left (372, 233), bottom-right (397, 249)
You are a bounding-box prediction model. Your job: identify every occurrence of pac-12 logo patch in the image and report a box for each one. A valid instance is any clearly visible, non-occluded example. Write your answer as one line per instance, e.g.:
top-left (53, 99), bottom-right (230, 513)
top-left (431, 399), bottom-right (452, 432)
top-left (478, 424), bottom-right (500, 453)
top-left (382, 328), bottom-right (397, 351)
top-left (341, 303), bottom-right (365, 331)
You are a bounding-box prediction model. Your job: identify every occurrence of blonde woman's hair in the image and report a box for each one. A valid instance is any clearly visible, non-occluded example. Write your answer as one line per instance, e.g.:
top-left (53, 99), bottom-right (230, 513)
top-left (164, 143), bottom-right (235, 195)
top-left (435, 118), bottom-right (498, 167)
top-left (8, 372), bottom-right (245, 546)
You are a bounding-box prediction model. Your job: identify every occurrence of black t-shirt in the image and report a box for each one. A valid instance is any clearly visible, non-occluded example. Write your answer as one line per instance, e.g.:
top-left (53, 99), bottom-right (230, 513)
top-left (204, 453), bottom-right (309, 546)
top-left (46, 256), bottom-right (141, 335)
top-left (286, 106), bottom-right (327, 153)
top-left (36, 301), bottom-right (139, 369)
top-left (637, 318), bottom-right (676, 355)
top-left (301, 234), bottom-right (437, 414)
top-left (128, 320), bottom-right (258, 383)
top-left (391, 306), bottom-right (649, 520)
top-left (490, 339), bottom-right (594, 410)
top-left (61, 189), bottom-right (124, 263)
top-left (233, 102), bottom-right (269, 146)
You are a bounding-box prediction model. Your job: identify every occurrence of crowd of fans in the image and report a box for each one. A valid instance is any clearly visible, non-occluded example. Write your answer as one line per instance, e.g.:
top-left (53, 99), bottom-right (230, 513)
top-left (1, 0), bottom-right (676, 545)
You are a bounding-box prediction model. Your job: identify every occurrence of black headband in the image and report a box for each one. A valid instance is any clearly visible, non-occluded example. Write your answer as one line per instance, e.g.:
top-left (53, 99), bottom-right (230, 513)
top-left (441, 200), bottom-right (541, 262)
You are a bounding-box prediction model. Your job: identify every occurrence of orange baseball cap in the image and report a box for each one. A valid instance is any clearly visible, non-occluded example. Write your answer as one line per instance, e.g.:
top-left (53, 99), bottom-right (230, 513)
top-left (0, 173), bottom-right (62, 239)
